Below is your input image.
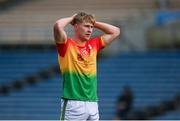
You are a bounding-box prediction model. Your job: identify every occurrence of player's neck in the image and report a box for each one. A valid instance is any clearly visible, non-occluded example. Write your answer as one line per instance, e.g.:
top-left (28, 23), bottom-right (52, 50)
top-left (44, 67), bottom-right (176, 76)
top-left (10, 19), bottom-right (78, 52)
top-left (73, 36), bottom-right (86, 46)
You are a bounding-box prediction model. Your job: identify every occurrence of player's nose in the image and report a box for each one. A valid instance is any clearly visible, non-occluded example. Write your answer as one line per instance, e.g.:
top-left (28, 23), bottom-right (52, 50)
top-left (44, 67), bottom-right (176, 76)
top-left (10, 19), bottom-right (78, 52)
top-left (87, 29), bottom-right (92, 34)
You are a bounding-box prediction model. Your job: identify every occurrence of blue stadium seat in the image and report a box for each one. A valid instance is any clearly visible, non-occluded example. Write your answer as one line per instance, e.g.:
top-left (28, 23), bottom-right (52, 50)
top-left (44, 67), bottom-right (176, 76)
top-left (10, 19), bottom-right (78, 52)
top-left (0, 51), bottom-right (179, 119)
top-left (151, 110), bottom-right (180, 120)
top-left (0, 75), bottom-right (62, 120)
top-left (0, 50), bottom-right (58, 85)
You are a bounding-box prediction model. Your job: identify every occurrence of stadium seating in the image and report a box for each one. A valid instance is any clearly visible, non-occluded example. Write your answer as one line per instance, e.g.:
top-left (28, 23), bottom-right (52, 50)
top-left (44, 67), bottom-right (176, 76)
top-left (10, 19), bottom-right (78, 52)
top-left (151, 110), bottom-right (180, 120)
top-left (0, 0), bottom-right (179, 119)
top-left (0, 75), bottom-right (62, 120)
top-left (97, 51), bottom-right (180, 119)
top-left (0, 51), bottom-right (179, 119)
top-left (0, 50), bottom-right (57, 85)
top-left (0, 0), bottom-right (159, 43)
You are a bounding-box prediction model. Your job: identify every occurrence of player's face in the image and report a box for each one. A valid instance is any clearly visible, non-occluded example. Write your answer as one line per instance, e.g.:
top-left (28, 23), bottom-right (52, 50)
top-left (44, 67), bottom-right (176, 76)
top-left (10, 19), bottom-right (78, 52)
top-left (75, 21), bottom-right (94, 41)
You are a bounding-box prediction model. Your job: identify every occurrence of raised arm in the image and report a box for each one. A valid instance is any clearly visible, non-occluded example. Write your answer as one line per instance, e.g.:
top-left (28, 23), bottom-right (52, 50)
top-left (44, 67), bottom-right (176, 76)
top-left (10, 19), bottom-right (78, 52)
top-left (53, 15), bottom-right (76, 44)
top-left (94, 21), bottom-right (120, 45)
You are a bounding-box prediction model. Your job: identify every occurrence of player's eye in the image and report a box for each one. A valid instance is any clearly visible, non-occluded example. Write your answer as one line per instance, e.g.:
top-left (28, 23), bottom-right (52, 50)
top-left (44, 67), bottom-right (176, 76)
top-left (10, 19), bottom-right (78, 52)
top-left (84, 25), bottom-right (93, 29)
top-left (85, 25), bottom-right (90, 27)
top-left (90, 26), bottom-right (94, 29)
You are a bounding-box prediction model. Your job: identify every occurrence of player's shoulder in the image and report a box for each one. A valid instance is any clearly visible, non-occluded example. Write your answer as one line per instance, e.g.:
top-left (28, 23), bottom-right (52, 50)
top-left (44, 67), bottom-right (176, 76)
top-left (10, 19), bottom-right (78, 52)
top-left (67, 37), bottom-right (72, 41)
top-left (66, 37), bottom-right (79, 47)
top-left (65, 37), bottom-right (74, 44)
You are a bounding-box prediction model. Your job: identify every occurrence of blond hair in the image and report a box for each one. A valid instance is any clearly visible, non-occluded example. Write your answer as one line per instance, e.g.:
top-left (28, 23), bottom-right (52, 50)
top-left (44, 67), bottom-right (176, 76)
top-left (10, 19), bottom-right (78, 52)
top-left (71, 12), bottom-right (95, 25)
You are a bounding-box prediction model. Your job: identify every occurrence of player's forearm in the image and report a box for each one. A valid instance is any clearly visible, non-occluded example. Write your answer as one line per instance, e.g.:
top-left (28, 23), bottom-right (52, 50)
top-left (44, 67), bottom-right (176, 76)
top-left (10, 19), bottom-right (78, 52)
top-left (94, 21), bottom-right (120, 36)
top-left (55, 17), bottom-right (74, 29)
top-left (54, 15), bottom-right (75, 43)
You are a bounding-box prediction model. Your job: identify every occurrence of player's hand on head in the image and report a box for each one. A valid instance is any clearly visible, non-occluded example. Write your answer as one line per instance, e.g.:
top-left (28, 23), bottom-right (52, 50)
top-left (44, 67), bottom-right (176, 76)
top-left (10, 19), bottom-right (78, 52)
top-left (72, 14), bottom-right (77, 18)
top-left (70, 14), bottom-right (77, 26)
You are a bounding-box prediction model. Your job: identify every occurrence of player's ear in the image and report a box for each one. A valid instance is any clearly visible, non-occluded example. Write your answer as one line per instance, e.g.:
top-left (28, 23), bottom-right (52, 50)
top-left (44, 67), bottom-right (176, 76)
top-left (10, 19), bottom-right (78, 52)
top-left (73, 24), bottom-right (78, 30)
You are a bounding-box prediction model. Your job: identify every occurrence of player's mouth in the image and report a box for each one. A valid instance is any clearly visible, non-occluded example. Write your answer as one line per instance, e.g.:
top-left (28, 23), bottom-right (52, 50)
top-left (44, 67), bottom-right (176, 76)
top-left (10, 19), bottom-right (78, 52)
top-left (85, 33), bottom-right (91, 36)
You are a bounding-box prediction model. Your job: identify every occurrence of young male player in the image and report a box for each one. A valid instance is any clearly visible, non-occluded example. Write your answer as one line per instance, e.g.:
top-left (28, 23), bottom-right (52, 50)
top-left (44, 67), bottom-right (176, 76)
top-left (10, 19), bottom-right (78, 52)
top-left (54, 12), bottom-right (120, 120)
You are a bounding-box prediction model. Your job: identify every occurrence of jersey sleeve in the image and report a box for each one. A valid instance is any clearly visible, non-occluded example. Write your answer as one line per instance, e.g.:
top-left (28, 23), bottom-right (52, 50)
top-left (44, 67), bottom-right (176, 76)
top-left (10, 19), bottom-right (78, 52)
top-left (95, 36), bottom-right (107, 52)
top-left (56, 38), bottom-right (69, 57)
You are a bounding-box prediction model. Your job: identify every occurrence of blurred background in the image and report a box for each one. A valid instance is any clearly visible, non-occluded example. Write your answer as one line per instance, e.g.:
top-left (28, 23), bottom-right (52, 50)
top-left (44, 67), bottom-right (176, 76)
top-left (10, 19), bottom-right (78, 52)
top-left (0, 0), bottom-right (179, 120)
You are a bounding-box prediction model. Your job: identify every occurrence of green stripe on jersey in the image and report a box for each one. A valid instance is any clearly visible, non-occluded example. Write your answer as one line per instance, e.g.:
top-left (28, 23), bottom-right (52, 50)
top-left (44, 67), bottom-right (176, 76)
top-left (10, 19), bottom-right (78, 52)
top-left (62, 72), bottom-right (98, 101)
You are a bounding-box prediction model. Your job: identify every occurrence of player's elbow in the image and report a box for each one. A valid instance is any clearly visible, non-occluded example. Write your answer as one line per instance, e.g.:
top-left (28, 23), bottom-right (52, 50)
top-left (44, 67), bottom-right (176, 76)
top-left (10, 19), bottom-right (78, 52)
top-left (114, 27), bottom-right (120, 37)
top-left (54, 20), bottom-right (63, 30)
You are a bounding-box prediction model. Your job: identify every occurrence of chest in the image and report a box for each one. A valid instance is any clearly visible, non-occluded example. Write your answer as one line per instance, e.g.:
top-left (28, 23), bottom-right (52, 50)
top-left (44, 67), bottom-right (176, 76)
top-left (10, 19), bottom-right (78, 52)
top-left (69, 43), bottom-right (96, 63)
